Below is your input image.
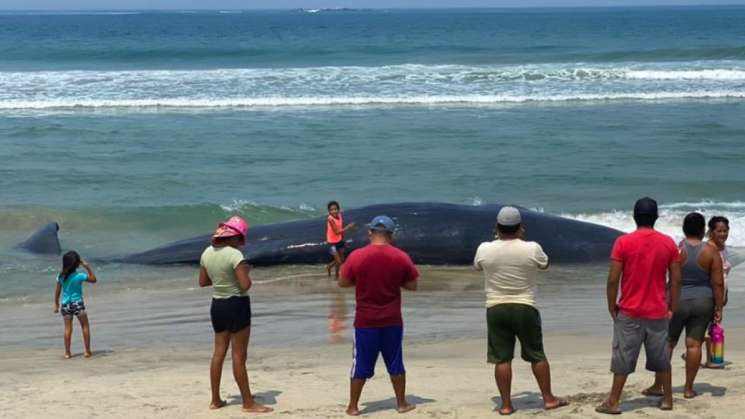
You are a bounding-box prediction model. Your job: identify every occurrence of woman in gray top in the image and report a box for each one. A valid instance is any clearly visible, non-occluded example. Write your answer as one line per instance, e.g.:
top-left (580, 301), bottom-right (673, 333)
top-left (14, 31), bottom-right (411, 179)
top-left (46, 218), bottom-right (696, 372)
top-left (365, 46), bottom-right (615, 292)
top-left (645, 212), bottom-right (724, 399)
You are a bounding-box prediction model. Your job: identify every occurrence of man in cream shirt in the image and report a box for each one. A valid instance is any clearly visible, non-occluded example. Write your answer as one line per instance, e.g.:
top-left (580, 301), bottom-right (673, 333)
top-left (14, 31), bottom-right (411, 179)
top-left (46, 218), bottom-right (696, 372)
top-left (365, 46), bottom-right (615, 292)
top-left (474, 206), bottom-right (568, 415)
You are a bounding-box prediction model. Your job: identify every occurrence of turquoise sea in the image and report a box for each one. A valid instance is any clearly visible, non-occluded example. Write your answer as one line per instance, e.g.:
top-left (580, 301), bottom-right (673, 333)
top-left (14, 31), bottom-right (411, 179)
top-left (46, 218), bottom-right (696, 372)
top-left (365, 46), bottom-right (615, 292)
top-left (0, 8), bottom-right (743, 341)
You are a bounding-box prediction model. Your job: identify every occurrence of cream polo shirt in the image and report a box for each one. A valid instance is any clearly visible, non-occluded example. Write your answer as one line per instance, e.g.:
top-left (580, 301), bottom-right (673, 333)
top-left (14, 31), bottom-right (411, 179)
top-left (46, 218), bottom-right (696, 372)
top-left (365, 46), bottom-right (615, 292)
top-left (473, 239), bottom-right (549, 308)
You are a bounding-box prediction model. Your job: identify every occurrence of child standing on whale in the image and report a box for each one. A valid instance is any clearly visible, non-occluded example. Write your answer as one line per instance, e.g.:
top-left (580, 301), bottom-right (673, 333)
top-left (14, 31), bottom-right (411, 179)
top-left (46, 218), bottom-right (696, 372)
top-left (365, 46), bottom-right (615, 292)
top-left (53, 250), bottom-right (97, 359)
top-left (325, 200), bottom-right (355, 278)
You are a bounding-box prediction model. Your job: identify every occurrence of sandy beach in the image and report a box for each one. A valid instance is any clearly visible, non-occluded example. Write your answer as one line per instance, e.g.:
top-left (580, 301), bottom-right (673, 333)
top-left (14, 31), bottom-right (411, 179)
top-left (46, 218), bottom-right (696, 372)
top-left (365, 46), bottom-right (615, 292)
top-left (1, 265), bottom-right (744, 418)
top-left (2, 328), bottom-right (743, 418)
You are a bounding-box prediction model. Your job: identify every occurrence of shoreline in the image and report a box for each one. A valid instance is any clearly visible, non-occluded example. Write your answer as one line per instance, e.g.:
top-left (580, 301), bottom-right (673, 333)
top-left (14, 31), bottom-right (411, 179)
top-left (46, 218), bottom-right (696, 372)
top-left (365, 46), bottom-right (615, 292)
top-left (2, 332), bottom-right (744, 418)
top-left (2, 264), bottom-right (744, 350)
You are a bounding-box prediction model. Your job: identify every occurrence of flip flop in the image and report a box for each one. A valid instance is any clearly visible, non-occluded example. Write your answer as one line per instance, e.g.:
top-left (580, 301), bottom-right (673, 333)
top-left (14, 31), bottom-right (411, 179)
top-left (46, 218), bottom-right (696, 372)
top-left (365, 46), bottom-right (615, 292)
top-left (545, 399), bottom-right (569, 410)
top-left (641, 388), bottom-right (664, 397)
top-left (595, 401), bottom-right (621, 415)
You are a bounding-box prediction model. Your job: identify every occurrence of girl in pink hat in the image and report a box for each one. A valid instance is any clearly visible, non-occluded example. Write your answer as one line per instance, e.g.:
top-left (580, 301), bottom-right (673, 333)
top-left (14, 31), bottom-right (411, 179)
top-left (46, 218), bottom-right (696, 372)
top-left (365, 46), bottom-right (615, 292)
top-left (198, 216), bottom-right (272, 413)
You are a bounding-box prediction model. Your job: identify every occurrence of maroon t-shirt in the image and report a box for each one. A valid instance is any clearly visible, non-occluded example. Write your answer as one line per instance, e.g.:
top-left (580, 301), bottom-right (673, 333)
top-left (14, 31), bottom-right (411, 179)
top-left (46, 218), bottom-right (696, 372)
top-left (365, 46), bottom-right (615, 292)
top-left (340, 244), bottom-right (419, 328)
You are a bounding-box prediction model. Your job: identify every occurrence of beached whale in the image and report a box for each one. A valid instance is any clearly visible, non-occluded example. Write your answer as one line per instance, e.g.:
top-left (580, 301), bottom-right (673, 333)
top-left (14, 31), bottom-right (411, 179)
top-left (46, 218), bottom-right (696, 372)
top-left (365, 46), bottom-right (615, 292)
top-left (18, 203), bottom-right (622, 265)
top-left (16, 222), bottom-right (62, 255)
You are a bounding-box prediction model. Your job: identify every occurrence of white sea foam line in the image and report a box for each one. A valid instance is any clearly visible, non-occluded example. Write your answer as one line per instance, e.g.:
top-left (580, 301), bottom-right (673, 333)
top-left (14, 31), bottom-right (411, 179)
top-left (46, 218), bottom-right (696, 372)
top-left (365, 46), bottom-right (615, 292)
top-left (565, 205), bottom-right (745, 248)
top-left (252, 273), bottom-right (320, 284)
top-left (659, 201), bottom-right (745, 209)
top-left (3, 91), bottom-right (745, 110)
top-left (2, 63), bottom-right (745, 81)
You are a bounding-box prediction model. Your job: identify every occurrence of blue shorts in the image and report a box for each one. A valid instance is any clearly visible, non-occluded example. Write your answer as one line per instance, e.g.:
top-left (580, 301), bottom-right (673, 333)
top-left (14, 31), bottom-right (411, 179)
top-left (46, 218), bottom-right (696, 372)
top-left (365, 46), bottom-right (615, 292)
top-left (351, 326), bottom-right (405, 379)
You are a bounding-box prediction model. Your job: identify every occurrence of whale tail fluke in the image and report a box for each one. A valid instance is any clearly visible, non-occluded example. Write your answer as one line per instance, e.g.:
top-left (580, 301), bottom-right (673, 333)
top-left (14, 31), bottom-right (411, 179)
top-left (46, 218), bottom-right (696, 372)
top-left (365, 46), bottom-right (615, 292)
top-left (17, 222), bottom-right (62, 255)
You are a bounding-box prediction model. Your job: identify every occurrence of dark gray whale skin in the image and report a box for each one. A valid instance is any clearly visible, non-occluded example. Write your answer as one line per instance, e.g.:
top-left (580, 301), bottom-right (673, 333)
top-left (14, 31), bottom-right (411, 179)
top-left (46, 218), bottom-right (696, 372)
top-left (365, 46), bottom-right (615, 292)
top-left (118, 202), bottom-right (623, 265)
top-left (19, 203), bottom-right (623, 266)
top-left (16, 222), bottom-right (62, 255)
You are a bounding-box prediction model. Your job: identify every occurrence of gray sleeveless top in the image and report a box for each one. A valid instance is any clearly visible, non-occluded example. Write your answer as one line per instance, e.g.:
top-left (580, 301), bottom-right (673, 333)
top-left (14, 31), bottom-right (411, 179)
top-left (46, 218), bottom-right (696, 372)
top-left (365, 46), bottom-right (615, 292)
top-left (680, 241), bottom-right (713, 300)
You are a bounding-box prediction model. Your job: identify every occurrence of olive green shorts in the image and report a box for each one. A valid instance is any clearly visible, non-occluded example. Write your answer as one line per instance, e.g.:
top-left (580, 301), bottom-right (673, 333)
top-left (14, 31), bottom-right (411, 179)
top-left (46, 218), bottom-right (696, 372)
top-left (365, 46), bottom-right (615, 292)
top-left (487, 303), bottom-right (547, 364)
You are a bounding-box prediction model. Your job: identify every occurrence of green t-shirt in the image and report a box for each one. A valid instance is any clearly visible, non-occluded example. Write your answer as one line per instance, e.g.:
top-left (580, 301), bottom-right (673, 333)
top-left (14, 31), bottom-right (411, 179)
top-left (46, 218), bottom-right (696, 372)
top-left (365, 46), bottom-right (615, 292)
top-left (200, 245), bottom-right (247, 299)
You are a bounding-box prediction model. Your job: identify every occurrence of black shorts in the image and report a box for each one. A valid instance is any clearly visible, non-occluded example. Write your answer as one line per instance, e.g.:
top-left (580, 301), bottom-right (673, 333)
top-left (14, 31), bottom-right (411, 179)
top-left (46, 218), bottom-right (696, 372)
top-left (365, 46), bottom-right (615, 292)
top-left (328, 240), bottom-right (345, 255)
top-left (210, 296), bottom-right (251, 333)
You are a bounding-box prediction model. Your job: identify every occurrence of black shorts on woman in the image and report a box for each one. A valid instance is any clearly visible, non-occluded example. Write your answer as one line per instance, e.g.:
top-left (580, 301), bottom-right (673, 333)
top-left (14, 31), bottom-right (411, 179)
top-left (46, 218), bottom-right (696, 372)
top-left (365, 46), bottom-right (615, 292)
top-left (210, 296), bottom-right (251, 333)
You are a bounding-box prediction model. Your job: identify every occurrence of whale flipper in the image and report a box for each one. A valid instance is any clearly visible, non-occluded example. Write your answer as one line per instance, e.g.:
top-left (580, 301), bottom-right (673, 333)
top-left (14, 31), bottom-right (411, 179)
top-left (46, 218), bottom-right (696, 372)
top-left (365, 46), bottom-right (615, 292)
top-left (17, 222), bottom-right (61, 255)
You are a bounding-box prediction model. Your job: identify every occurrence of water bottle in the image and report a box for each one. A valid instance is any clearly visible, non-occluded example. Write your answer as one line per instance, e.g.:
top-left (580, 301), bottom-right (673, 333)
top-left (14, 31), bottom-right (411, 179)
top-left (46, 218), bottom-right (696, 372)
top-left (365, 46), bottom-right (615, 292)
top-left (710, 323), bottom-right (725, 366)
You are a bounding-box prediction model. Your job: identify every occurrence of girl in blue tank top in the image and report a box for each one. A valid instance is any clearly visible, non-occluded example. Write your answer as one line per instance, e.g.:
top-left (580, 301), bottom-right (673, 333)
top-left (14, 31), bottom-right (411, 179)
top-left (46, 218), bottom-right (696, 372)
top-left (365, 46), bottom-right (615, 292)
top-left (53, 250), bottom-right (97, 359)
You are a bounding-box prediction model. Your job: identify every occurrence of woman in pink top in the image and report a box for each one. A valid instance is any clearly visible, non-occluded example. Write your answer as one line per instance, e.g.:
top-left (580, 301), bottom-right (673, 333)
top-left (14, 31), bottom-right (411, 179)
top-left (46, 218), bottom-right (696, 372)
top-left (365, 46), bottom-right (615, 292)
top-left (705, 216), bottom-right (731, 368)
top-left (325, 200), bottom-right (355, 278)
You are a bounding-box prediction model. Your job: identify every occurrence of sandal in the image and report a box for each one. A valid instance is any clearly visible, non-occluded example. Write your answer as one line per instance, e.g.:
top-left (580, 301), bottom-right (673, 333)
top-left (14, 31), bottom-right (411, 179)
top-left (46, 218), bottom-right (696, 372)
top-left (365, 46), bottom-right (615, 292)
top-left (595, 401), bottom-right (621, 415)
top-left (545, 399), bottom-right (569, 410)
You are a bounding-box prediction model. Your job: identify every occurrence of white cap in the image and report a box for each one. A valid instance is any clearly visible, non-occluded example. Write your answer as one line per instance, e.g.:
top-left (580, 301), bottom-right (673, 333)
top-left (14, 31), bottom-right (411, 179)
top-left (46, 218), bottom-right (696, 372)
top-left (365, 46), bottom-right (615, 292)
top-left (497, 206), bottom-right (521, 226)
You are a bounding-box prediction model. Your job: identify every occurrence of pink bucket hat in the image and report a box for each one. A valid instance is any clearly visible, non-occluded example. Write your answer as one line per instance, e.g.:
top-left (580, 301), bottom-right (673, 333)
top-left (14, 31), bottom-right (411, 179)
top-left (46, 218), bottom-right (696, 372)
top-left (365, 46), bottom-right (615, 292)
top-left (212, 216), bottom-right (249, 239)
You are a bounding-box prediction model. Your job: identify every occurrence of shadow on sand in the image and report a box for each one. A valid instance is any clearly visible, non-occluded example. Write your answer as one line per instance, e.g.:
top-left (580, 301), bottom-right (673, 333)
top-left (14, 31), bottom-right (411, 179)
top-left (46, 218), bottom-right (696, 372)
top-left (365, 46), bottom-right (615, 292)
top-left (227, 390), bottom-right (282, 406)
top-left (361, 395), bottom-right (435, 414)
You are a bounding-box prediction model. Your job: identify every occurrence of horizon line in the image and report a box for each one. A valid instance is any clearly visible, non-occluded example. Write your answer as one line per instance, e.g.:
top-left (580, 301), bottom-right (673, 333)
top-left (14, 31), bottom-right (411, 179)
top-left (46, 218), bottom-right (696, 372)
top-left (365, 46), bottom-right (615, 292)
top-left (2, 4), bottom-right (745, 12)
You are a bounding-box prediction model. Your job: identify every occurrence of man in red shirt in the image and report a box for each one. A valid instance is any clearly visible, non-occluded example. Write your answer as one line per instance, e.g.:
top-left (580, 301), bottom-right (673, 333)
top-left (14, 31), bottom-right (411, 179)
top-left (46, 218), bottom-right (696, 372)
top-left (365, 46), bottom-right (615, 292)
top-left (339, 215), bottom-right (418, 416)
top-left (597, 197), bottom-right (682, 415)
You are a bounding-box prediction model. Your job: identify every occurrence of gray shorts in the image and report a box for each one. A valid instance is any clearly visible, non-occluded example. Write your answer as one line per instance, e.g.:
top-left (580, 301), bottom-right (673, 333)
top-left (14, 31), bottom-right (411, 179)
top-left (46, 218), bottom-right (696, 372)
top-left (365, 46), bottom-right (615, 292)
top-left (669, 297), bottom-right (714, 344)
top-left (611, 312), bottom-right (671, 375)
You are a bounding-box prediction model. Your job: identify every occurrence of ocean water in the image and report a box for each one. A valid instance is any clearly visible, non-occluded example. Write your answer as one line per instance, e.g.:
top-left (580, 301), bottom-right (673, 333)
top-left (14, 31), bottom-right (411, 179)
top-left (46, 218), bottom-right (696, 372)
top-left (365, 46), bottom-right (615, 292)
top-left (1, 7), bottom-right (744, 306)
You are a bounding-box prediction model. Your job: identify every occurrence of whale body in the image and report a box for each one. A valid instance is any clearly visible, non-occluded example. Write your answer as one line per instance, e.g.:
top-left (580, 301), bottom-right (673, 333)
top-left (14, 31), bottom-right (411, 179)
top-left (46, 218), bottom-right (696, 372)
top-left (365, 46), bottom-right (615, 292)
top-left (18, 203), bottom-right (622, 265)
top-left (16, 222), bottom-right (62, 255)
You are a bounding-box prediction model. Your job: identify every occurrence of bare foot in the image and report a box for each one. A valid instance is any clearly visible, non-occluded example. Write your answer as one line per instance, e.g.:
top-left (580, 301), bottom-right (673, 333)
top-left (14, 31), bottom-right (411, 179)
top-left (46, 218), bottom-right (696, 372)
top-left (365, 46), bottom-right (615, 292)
top-left (242, 402), bottom-right (273, 413)
top-left (498, 406), bottom-right (515, 416)
top-left (658, 400), bottom-right (673, 411)
top-left (346, 406), bottom-right (361, 416)
top-left (209, 400), bottom-right (226, 410)
top-left (397, 403), bottom-right (416, 413)
top-left (84, 351), bottom-right (93, 358)
top-left (704, 362), bottom-right (724, 369)
top-left (684, 389), bottom-right (698, 399)
top-left (63, 352), bottom-right (72, 359)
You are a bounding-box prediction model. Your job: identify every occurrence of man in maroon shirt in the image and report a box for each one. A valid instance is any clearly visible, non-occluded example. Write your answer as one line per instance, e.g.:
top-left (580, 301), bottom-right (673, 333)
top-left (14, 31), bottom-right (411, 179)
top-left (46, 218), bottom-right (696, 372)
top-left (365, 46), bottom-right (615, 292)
top-left (339, 215), bottom-right (418, 416)
top-left (597, 197), bottom-right (682, 414)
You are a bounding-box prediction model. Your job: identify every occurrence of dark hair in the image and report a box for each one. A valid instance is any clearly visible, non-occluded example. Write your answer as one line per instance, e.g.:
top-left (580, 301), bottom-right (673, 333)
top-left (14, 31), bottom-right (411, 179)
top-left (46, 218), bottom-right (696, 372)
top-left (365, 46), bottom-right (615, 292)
top-left (60, 250), bottom-right (81, 282)
top-left (327, 200), bottom-right (340, 211)
top-left (708, 216), bottom-right (730, 231)
top-left (633, 213), bottom-right (657, 228)
top-left (682, 212), bottom-right (705, 238)
top-left (497, 223), bottom-right (520, 235)
top-left (211, 235), bottom-right (245, 247)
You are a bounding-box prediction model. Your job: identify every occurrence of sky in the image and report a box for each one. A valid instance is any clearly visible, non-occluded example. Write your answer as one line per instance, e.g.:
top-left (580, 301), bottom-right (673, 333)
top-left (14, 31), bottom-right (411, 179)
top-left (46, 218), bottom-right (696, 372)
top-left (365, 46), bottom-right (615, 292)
top-left (1, 0), bottom-right (744, 10)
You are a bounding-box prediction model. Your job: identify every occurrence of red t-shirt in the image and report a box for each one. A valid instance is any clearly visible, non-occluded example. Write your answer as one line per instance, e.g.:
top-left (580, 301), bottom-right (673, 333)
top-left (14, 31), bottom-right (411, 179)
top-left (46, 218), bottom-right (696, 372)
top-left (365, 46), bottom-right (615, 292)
top-left (611, 228), bottom-right (680, 319)
top-left (340, 244), bottom-right (419, 328)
